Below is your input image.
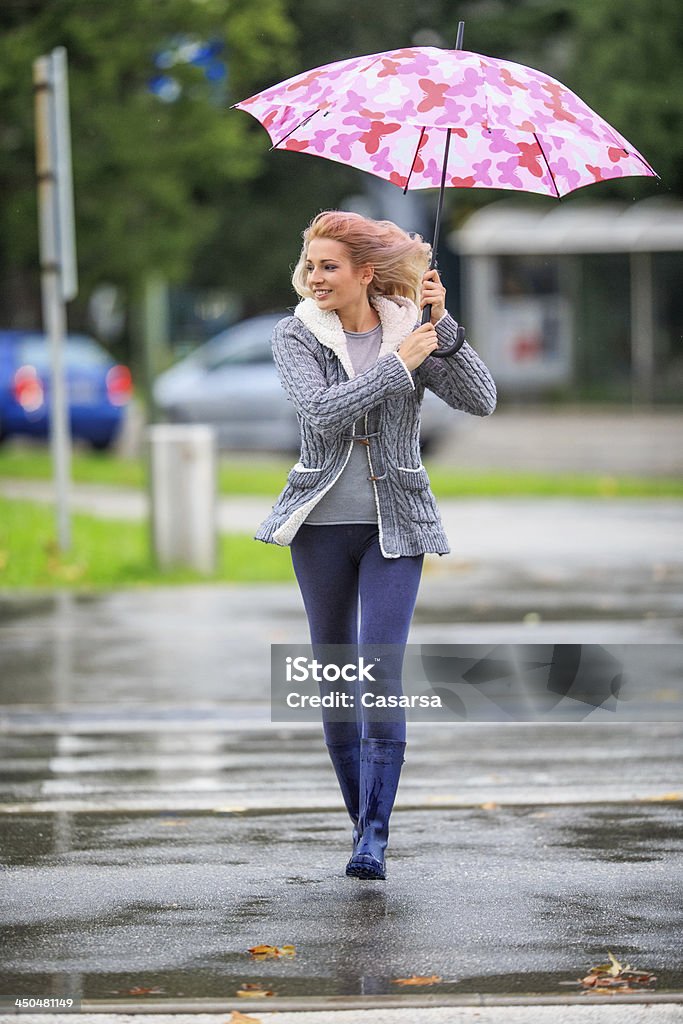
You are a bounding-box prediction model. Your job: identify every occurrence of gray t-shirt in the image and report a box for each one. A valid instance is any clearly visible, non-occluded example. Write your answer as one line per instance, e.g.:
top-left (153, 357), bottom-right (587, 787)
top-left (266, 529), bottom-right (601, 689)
top-left (305, 323), bottom-right (382, 525)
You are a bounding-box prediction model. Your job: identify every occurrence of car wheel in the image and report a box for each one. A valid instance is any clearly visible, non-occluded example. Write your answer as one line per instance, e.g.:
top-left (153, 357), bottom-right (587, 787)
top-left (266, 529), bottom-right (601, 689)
top-left (89, 436), bottom-right (114, 452)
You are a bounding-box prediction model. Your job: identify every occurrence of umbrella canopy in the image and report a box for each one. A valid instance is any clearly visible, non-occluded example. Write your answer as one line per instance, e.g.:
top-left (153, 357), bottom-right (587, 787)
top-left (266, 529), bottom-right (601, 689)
top-left (234, 45), bottom-right (657, 199)
top-left (235, 40), bottom-right (656, 348)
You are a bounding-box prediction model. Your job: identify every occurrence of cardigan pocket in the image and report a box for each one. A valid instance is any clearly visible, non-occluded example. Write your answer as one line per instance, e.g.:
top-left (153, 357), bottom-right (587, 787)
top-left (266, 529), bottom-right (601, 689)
top-left (395, 465), bottom-right (430, 491)
top-left (287, 464), bottom-right (324, 489)
top-left (392, 464), bottom-right (440, 525)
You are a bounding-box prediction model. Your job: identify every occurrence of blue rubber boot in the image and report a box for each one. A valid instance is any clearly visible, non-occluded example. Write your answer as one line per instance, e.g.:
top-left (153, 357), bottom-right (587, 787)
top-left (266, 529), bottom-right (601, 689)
top-left (345, 738), bottom-right (406, 880)
top-left (326, 741), bottom-right (361, 852)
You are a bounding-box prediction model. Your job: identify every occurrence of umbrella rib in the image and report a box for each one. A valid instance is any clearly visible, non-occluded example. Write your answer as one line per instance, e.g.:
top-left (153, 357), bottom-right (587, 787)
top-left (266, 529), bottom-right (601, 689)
top-left (533, 132), bottom-right (561, 200)
top-left (403, 126), bottom-right (427, 194)
top-left (270, 108), bottom-right (321, 150)
top-left (630, 150), bottom-right (660, 178)
top-left (604, 128), bottom-right (658, 177)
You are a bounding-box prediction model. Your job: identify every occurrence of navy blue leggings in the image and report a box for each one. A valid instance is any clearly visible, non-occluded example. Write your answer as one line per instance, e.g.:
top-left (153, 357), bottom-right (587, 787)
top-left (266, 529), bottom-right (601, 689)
top-left (290, 524), bottom-right (423, 743)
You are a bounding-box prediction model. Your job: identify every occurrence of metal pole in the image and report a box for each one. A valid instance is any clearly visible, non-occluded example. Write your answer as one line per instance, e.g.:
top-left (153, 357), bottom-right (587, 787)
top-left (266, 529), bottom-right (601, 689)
top-left (630, 251), bottom-right (654, 405)
top-left (421, 20), bottom-right (467, 356)
top-left (34, 52), bottom-right (74, 551)
top-left (430, 19), bottom-right (465, 266)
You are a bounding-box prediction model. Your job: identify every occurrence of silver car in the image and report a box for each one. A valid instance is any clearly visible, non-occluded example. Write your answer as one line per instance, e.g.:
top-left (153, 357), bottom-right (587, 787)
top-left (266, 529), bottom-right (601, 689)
top-left (153, 313), bottom-right (457, 452)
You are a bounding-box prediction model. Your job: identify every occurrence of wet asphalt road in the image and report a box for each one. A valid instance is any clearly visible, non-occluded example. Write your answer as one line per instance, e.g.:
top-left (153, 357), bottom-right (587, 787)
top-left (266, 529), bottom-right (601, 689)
top-left (1, 575), bottom-right (683, 1013)
top-left (1, 797), bottom-right (682, 1002)
top-left (1, 486), bottom-right (683, 1014)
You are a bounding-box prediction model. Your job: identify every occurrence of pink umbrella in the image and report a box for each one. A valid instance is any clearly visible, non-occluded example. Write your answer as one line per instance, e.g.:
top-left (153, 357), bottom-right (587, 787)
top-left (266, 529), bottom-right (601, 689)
top-left (234, 24), bottom-right (657, 351)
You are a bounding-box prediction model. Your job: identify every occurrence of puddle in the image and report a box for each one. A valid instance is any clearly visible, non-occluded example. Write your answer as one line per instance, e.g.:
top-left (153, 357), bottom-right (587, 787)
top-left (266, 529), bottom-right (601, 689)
top-left (550, 807), bottom-right (683, 863)
top-left (0, 807), bottom-right (681, 1001)
top-left (1, 965), bottom-right (680, 1003)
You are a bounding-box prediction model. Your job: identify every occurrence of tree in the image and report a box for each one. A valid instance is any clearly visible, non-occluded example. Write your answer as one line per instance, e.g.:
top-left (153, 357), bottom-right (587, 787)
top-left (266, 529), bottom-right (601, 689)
top-left (196, 0), bottom-right (442, 313)
top-left (1, 0), bottom-right (676, 343)
top-left (567, 0), bottom-right (683, 197)
top-left (0, 0), bottom-right (295, 333)
top-left (192, 0), bottom-right (590, 313)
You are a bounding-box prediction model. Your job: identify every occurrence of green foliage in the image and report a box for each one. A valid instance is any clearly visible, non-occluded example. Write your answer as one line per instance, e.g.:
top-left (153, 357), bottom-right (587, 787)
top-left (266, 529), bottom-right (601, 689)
top-left (0, 0), bottom-right (678, 337)
top-left (199, 0), bottom-right (455, 309)
top-left (0, 0), bottom-right (296, 298)
top-left (567, 0), bottom-right (683, 196)
top-left (200, 0), bottom-right (675, 308)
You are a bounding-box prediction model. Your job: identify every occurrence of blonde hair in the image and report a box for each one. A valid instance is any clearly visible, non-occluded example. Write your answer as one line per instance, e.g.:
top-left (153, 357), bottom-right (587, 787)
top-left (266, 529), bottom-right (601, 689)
top-left (292, 210), bottom-right (431, 305)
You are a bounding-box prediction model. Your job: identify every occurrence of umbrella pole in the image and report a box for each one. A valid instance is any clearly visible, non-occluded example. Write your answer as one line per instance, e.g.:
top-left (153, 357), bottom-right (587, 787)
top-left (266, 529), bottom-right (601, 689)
top-left (422, 21), bottom-right (467, 356)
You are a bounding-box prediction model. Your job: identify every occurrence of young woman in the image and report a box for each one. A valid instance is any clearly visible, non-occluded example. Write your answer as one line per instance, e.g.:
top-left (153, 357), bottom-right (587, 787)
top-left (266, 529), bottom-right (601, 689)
top-left (256, 210), bottom-right (496, 880)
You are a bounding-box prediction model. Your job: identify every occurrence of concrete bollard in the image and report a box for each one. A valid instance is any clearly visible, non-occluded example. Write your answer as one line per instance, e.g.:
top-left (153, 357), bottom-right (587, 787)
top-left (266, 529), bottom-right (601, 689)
top-left (147, 423), bottom-right (217, 574)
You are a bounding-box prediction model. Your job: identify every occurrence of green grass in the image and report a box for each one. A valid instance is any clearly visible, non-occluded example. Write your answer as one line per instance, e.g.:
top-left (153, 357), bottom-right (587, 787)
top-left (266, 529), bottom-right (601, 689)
top-left (1, 445), bottom-right (682, 497)
top-left (0, 446), bottom-right (293, 495)
top-left (0, 446), bottom-right (147, 488)
top-left (0, 497), bottom-right (294, 589)
top-left (426, 468), bottom-right (683, 498)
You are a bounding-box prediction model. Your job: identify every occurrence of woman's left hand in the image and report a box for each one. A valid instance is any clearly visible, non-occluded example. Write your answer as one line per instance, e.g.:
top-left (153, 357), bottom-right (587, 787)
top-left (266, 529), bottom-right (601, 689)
top-left (420, 269), bottom-right (447, 323)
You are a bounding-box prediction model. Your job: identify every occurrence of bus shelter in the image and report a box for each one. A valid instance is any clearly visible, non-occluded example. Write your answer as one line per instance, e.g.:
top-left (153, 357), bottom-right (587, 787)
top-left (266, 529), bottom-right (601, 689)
top-left (451, 199), bottom-right (683, 403)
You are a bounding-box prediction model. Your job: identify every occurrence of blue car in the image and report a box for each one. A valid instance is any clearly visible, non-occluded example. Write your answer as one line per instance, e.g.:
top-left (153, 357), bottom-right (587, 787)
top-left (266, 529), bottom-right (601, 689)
top-left (0, 330), bottom-right (132, 450)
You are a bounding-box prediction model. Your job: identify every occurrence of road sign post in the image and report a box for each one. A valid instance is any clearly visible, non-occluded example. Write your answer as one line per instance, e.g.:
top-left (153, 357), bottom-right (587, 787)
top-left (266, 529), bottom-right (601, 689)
top-left (33, 47), bottom-right (78, 552)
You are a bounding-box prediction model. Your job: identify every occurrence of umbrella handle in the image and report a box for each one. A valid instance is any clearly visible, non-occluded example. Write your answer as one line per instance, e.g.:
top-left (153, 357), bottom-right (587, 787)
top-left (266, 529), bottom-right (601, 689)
top-left (421, 309), bottom-right (467, 357)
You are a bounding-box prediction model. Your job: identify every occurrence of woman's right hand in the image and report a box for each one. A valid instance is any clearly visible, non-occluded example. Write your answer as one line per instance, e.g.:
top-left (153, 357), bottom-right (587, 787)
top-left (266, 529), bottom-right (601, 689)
top-left (397, 323), bottom-right (439, 372)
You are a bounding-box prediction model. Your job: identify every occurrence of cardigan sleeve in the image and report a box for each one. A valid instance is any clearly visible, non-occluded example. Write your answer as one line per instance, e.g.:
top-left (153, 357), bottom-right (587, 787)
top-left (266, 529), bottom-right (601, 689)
top-left (271, 316), bottom-right (415, 440)
top-left (415, 312), bottom-right (497, 416)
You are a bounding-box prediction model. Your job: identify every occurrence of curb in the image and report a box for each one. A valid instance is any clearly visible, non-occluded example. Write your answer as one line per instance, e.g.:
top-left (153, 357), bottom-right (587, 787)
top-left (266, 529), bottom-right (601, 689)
top-left (59, 992), bottom-right (683, 1012)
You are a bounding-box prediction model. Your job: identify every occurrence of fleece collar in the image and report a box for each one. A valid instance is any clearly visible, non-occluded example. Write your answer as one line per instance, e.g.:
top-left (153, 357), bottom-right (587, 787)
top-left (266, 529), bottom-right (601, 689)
top-left (294, 294), bottom-right (419, 379)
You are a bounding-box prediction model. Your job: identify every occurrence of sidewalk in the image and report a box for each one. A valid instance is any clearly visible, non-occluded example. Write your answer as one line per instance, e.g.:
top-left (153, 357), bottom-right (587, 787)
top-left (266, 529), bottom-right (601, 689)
top-left (429, 405), bottom-right (683, 477)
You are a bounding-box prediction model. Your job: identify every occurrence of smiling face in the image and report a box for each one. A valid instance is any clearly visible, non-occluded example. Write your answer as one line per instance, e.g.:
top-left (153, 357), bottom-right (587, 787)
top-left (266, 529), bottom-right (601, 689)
top-left (305, 239), bottom-right (374, 320)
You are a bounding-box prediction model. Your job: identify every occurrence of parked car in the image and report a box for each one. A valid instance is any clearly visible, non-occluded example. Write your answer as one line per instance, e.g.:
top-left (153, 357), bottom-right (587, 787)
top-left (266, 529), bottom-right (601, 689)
top-left (153, 313), bottom-right (457, 452)
top-left (0, 330), bottom-right (132, 450)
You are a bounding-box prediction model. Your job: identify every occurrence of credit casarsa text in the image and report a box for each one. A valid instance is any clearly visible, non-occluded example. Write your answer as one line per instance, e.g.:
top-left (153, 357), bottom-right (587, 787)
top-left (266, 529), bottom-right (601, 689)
top-left (285, 692), bottom-right (443, 708)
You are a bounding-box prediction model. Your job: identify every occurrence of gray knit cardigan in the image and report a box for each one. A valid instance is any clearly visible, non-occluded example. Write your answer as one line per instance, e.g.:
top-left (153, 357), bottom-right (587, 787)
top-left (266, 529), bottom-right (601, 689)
top-left (255, 294), bottom-right (497, 558)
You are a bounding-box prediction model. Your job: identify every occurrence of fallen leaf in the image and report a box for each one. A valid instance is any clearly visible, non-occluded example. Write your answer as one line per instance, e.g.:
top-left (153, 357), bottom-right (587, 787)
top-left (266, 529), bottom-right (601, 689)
top-left (247, 944), bottom-right (295, 959)
top-left (607, 951), bottom-right (626, 976)
top-left (226, 1012), bottom-right (262, 1023)
top-left (642, 792), bottom-right (681, 802)
top-left (392, 974), bottom-right (442, 986)
top-left (575, 952), bottom-right (656, 994)
top-left (480, 801), bottom-right (498, 811)
top-left (236, 983), bottom-right (274, 998)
